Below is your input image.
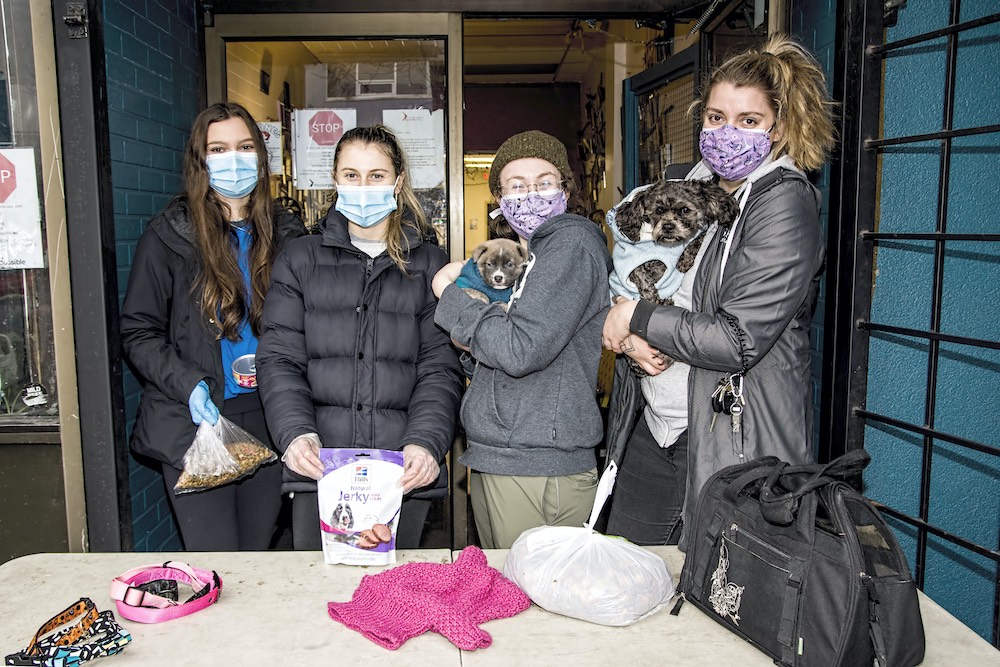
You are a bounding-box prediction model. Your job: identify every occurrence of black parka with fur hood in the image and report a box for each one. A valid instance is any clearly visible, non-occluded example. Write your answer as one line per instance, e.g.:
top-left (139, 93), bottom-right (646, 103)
top-left (256, 209), bottom-right (464, 496)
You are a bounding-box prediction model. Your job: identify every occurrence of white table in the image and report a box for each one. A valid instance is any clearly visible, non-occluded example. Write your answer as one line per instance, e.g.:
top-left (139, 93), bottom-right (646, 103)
top-left (0, 550), bottom-right (458, 666)
top-left (1, 548), bottom-right (997, 665)
top-left (464, 547), bottom-right (1000, 666)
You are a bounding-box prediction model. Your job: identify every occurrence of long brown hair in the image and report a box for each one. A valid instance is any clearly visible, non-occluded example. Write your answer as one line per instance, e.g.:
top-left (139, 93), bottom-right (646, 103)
top-left (691, 34), bottom-right (837, 172)
top-left (331, 125), bottom-right (431, 270)
top-left (183, 102), bottom-right (275, 340)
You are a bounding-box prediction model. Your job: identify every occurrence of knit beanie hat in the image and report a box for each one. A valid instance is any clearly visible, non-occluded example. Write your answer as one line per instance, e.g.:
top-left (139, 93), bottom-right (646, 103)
top-left (489, 130), bottom-right (574, 195)
top-left (327, 546), bottom-right (531, 651)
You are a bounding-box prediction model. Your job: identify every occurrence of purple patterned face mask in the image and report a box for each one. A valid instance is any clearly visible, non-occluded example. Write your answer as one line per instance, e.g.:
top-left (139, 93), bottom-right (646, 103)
top-left (699, 124), bottom-right (773, 181)
top-left (498, 190), bottom-right (567, 239)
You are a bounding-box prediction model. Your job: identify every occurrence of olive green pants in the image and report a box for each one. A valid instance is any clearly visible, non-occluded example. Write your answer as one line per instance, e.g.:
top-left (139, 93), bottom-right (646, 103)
top-left (470, 468), bottom-right (598, 549)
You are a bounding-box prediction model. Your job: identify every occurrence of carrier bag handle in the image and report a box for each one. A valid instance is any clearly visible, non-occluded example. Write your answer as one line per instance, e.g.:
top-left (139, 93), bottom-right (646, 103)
top-left (721, 456), bottom-right (783, 504)
top-left (584, 460), bottom-right (618, 530)
top-left (759, 449), bottom-right (871, 526)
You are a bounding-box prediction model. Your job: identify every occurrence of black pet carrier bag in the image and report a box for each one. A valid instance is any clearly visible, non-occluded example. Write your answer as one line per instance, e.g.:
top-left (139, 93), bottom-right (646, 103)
top-left (679, 449), bottom-right (925, 667)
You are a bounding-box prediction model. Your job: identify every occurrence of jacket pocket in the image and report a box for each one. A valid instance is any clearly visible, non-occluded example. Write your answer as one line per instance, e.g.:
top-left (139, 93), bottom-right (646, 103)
top-left (461, 367), bottom-right (514, 443)
top-left (131, 389), bottom-right (193, 468)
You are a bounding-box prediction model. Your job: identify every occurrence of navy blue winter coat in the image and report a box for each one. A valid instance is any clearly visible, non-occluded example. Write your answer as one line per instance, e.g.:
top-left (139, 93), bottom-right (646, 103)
top-left (256, 209), bottom-right (464, 495)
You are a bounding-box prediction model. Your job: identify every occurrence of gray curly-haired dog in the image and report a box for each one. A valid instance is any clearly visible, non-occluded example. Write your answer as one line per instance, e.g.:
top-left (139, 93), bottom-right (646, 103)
top-left (612, 179), bottom-right (740, 306)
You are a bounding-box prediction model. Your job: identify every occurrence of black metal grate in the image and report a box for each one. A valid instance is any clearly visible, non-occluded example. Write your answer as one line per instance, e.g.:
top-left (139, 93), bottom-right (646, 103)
top-left (826, 0), bottom-right (1000, 647)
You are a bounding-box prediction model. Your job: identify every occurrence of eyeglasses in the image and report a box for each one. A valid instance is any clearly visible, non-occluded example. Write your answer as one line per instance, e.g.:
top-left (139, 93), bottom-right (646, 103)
top-left (500, 178), bottom-right (564, 199)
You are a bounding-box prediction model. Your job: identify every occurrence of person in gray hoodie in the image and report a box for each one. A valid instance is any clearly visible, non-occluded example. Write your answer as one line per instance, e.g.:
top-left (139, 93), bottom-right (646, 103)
top-left (603, 34), bottom-right (837, 548)
top-left (433, 130), bottom-right (612, 549)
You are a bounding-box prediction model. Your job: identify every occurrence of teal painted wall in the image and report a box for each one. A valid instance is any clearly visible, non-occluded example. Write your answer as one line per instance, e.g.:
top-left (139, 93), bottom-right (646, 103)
top-left (104, 0), bottom-right (203, 551)
top-left (862, 1), bottom-right (999, 641)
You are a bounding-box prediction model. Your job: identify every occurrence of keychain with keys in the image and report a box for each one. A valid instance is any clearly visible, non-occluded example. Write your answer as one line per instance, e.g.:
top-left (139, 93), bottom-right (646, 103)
top-left (710, 375), bottom-right (740, 431)
top-left (730, 373), bottom-right (746, 433)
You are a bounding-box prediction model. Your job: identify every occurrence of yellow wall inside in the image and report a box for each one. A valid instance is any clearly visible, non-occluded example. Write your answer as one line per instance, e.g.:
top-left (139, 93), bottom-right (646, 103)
top-left (225, 41), bottom-right (316, 121)
top-left (463, 168), bottom-right (492, 257)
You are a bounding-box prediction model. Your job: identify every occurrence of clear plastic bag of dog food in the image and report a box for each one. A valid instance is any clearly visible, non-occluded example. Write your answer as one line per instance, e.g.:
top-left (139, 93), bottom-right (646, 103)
top-left (174, 417), bottom-right (277, 495)
top-left (502, 462), bottom-right (676, 626)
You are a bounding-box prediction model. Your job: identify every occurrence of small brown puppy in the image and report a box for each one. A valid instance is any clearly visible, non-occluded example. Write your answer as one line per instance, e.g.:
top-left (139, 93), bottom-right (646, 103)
top-left (457, 239), bottom-right (529, 304)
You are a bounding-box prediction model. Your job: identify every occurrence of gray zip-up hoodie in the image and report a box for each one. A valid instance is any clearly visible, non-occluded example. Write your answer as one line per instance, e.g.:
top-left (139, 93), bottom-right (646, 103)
top-left (435, 213), bottom-right (612, 476)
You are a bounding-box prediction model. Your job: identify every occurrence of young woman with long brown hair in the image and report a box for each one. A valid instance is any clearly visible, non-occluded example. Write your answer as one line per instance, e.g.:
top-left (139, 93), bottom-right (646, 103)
top-left (121, 102), bottom-right (305, 550)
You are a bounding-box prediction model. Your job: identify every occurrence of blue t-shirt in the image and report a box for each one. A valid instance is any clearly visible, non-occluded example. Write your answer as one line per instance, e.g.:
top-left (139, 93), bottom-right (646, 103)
top-left (219, 223), bottom-right (257, 400)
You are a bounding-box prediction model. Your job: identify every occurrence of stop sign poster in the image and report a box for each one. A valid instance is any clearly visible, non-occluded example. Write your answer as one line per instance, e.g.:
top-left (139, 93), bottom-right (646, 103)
top-left (291, 108), bottom-right (357, 190)
top-left (257, 121), bottom-right (283, 175)
top-left (0, 148), bottom-right (44, 270)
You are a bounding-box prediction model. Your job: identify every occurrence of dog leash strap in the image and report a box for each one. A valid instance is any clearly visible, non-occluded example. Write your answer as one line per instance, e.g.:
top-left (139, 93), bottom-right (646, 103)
top-left (5, 602), bottom-right (131, 667)
top-left (22, 598), bottom-right (98, 657)
top-left (718, 182), bottom-right (754, 286)
top-left (110, 562), bottom-right (222, 624)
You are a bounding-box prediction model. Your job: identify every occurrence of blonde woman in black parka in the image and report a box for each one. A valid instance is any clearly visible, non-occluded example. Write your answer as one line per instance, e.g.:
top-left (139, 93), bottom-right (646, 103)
top-left (256, 126), bottom-right (463, 550)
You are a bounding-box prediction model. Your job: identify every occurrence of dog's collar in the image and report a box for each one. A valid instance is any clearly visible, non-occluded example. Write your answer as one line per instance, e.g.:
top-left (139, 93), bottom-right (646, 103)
top-left (4, 598), bottom-right (132, 666)
top-left (109, 561), bottom-right (221, 624)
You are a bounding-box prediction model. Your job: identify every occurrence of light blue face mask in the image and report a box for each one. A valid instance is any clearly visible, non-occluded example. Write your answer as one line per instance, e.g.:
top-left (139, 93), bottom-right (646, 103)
top-left (205, 151), bottom-right (259, 199)
top-left (335, 182), bottom-right (399, 228)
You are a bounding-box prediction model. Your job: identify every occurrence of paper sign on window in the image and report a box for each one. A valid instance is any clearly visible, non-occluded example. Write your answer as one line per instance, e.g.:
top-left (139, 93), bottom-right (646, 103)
top-left (0, 148), bottom-right (44, 270)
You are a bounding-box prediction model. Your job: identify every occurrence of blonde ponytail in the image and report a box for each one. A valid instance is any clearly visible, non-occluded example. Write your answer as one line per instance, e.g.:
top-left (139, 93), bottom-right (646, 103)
top-left (692, 33), bottom-right (837, 171)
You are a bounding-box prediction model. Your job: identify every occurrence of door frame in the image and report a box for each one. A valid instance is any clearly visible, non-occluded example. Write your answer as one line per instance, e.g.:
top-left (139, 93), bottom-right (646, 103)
top-left (621, 42), bottom-right (700, 192)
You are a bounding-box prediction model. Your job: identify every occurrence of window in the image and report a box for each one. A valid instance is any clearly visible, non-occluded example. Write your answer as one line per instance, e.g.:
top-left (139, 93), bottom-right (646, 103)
top-left (325, 62), bottom-right (431, 99)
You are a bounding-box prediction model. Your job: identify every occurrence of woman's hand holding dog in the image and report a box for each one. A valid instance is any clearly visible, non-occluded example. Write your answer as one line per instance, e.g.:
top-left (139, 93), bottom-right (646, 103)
top-left (282, 433), bottom-right (325, 479)
top-left (622, 337), bottom-right (670, 376)
top-left (603, 298), bottom-right (670, 376)
top-left (603, 297), bottom-right (639, 352)
top-left (432, 261), bottom-right (464, 298)
top-left (401, 444), bottom-right (439, 493)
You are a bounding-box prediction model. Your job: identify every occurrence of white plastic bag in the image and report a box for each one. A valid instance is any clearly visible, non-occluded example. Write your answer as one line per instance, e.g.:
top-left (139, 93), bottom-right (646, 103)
top-left (501, 462), bottom-right (676, 626)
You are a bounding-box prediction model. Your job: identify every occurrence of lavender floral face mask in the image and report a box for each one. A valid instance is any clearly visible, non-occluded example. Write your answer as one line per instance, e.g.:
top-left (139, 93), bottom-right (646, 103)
top-left (699, 124), bottom-right (773, 181)
top-left (498, 191), bottom-right (567, 239)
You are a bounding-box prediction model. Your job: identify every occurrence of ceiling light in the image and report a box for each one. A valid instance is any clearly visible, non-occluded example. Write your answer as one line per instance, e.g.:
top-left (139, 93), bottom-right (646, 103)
top-left (463, 153), bottom-right (495, 169)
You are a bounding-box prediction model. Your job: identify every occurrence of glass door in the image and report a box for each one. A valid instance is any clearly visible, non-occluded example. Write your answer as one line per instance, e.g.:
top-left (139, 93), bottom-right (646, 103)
top-left (205, 14), bottom-right (464, 258)
top-left (0, 0), bottom-right (59, 422)
top-left (224, 38), bottom-right (448, 246)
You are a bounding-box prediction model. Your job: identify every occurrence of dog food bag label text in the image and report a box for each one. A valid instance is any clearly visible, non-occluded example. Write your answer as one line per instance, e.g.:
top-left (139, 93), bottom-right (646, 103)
top-left (317, 448), bottom-right (404, 566)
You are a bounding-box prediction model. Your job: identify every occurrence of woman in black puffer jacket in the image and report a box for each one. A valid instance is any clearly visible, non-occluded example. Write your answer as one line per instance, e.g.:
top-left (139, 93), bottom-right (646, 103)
top-left (256, 126), bottom-right (463, 550)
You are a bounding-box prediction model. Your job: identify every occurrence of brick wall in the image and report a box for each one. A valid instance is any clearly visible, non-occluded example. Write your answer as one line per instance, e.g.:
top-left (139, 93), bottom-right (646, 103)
top-left (103, 0), bottom-right (203, 551)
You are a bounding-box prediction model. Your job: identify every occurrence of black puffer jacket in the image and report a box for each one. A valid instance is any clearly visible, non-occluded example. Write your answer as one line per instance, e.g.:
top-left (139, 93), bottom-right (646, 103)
top-left (121, 198), bottom-right (307, 468)
top-left (256, 209), bottom-right (464, 495)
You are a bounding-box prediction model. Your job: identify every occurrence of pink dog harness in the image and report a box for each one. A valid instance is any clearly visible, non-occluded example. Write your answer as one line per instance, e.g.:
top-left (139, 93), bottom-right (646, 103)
top-left (109, 561), bottom-right (222, 623)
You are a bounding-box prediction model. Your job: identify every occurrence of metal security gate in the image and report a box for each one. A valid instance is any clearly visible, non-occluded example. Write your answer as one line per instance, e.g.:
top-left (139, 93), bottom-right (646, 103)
top-left (825, 0), bottom-right (1000, 646)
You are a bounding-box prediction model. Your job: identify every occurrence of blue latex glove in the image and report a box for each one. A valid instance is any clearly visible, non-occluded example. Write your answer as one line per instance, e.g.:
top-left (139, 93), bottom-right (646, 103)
top-left (188, 380), bottom-right (220, 426)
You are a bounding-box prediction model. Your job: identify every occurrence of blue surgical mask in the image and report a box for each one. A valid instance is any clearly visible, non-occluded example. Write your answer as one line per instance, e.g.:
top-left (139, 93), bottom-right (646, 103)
top-left (335, 182), bottom-right (399, 228)
top-left (206, 151), bottom-right (259, 199)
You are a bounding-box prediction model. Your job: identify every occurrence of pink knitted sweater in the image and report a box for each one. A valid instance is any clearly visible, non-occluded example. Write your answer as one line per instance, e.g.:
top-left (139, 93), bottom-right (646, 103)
top-left (328, 545), bottom-right (531, 650)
